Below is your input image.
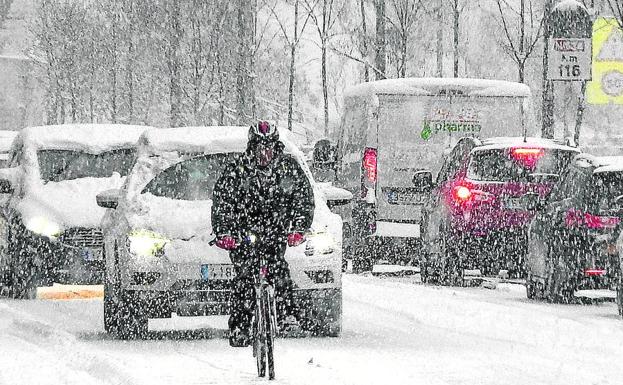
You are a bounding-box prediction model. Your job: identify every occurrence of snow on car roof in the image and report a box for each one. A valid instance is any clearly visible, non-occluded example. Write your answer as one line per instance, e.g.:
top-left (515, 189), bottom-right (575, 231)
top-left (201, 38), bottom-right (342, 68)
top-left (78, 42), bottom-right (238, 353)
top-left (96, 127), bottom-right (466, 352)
top-left (591, 156), bottom-right (623, 174)
top-left (553, 0), bottom-right (587, 12)
top-left (474, 137), bottom-right (579, 152)
top-left (139, 126), bottom-right (302, 156)
top-left (18, 124), bottom-right (150, 153)
top-left (344, 77), bottom-right (532, 98)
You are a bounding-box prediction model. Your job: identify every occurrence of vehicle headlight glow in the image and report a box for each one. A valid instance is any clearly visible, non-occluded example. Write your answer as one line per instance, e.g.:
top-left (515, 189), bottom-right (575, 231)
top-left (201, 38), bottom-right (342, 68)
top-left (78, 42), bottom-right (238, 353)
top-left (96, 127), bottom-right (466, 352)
top-left (305, 231), bottom-right (337, 256)
top-left (128, 229), bottom-right (168, 257)
top-left (25, 217), bottom-right (62, 239)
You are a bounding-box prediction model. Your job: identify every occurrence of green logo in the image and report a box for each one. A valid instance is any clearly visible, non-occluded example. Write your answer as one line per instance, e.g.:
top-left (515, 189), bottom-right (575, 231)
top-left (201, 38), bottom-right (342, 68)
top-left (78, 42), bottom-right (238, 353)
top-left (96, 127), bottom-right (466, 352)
top-left (421, 123), bottom-right (432, 140)
top-left (420, 119), bottom-right (482, 141)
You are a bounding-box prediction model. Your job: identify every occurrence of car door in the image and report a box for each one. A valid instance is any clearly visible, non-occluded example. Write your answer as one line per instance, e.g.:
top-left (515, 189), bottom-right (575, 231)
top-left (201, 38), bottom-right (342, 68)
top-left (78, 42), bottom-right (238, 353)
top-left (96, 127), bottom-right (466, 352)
top-left (421, 138), bottom-right (476, 244)
top-left (530, 166), bottom-right (587, 275)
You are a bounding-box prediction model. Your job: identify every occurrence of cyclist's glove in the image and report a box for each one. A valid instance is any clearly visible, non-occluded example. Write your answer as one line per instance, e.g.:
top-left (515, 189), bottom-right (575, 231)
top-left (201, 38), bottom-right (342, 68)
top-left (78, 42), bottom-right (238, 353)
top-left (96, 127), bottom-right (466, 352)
top-left (215, 236), bottom-right (238, 250)
top-left (287, 232), bottom-right (306, 247)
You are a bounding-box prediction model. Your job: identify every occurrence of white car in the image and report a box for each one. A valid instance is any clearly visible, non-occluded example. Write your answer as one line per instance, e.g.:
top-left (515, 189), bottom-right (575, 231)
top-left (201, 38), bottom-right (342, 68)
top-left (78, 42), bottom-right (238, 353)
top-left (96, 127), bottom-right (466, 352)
top-left (98, 126), bottom-right (344, 339)
top-left (0, 124), bottom-right (150, 298)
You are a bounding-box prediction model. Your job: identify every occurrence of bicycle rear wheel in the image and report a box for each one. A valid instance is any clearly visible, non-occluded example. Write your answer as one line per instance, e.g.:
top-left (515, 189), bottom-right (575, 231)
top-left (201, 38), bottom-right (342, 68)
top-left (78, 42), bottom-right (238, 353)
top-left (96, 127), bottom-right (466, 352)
top-left (263, 289), bottom-right (275, 380)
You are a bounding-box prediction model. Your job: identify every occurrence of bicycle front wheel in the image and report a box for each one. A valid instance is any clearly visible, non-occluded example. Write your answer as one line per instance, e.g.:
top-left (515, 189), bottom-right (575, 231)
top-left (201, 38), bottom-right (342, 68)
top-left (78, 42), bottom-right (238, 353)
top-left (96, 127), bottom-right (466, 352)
top-left (263, 288), bottom-right (275, 380)
top-left (254, 293), bottom-right (267, 378)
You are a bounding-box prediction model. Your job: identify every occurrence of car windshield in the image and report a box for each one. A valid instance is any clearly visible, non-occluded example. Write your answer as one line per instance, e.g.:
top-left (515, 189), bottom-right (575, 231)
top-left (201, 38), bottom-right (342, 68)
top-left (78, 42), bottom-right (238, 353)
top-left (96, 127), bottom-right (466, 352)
top-left (467, 148), bottom-right (576, 182)
top-left (142, 153), bottom-right (237, 200)
top-left (592, 172), bottom-right (623, 213)
top-left (38, 148), bottom-right (136, 183)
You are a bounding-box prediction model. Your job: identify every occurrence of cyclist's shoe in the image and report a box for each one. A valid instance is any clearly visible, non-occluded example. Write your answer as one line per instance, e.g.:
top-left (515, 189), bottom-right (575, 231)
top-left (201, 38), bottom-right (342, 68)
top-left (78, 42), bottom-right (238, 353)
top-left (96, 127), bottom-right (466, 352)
top-left (228, 327), bottom-right (251, 347)
top-left (279, 315), bottom-right (304, 337)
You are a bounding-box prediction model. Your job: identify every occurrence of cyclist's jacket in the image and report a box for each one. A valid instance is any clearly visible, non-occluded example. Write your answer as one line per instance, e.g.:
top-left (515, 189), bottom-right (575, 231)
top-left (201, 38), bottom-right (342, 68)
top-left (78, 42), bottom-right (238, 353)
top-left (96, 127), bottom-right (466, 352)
top-left (211, 141), bottom-right (315, 241)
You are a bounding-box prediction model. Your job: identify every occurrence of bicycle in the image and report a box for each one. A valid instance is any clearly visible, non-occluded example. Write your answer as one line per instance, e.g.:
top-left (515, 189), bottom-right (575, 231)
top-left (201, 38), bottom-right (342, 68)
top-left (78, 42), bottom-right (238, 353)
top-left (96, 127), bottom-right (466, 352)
top-left (215, 234), bottom-right (277, 380)
top-left (250, 236), bottom-right (277, 380)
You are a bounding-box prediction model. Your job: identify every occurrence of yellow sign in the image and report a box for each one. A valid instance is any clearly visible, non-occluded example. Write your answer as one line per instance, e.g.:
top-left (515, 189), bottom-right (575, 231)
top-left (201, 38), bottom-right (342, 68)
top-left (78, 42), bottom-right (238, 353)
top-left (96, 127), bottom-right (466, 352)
top-left (587, 18), bottom-right (623, 104)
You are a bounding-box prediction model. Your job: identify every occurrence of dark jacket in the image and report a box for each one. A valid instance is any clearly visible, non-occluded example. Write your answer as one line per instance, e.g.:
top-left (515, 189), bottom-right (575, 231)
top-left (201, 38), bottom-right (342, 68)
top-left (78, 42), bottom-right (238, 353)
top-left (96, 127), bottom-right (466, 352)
top-left (211, 143), bottom-right (315, 242)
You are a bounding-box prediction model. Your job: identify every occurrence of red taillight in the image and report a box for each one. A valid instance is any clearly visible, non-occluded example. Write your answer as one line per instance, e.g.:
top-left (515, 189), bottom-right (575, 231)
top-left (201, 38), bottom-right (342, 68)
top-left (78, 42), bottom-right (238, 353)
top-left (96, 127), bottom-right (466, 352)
top-left (363, 147), bottom-right (377, 183)
top-left (454, 186), bottom-right (472, 202)
top-left (584, 213), bottom-right (621, 229)
top-left (511, 147), bottom-right (544, 169)
top-left (584, 269), bottom-right (606, 277)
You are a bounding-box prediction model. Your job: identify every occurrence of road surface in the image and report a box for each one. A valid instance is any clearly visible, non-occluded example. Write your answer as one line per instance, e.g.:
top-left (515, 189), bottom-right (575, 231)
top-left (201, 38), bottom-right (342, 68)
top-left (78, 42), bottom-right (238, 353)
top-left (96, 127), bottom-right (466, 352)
top-left (1, 275), bottom-right (622, 385)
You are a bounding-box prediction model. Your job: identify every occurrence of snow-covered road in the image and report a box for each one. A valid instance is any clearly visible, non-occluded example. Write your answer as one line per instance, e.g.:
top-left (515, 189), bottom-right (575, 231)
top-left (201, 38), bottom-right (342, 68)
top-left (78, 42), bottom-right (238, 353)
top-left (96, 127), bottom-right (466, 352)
top-left (1, 275), bottom-right (622, 385)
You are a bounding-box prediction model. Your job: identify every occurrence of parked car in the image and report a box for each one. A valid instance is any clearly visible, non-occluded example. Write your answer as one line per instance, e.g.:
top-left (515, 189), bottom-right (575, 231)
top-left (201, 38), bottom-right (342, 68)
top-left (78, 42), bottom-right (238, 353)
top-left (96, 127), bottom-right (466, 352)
top-left (0, 130), bottom-right (18, 168)
top-left (328, 77), bottom-right (537, 271)
top-left (526, 154), bottom-right (623, 303)
top-left (420, 136), bottom-right (580, 284)
top-left (0, 124), bottom-right (150, 298)
top-left (97, 126), bottom-right (344, 339)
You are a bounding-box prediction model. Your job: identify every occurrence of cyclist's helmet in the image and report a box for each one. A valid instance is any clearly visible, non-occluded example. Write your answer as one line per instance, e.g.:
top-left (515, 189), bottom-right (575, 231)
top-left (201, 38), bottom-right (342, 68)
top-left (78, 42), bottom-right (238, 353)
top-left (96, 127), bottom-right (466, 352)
top-left (249, 121), bottom-right (280, 167)
top-left (249, 120), bottom-right (279, 145)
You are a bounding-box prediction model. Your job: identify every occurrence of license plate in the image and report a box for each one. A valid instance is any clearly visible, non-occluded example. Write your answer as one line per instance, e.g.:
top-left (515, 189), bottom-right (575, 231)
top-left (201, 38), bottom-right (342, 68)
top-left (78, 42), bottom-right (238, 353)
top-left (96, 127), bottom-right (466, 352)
top-left (201, 264), bottom-right (236, 281)
top-left (80, 247), bottom-right (103, 261)
top-left (387, 190), bottom-right (424, 205)
top-left (504, 197), bottom-right (526, 210)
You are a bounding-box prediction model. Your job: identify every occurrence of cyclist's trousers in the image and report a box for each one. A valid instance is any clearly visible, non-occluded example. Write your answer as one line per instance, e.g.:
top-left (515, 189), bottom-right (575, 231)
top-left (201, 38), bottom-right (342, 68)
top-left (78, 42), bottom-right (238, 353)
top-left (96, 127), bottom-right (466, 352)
top-left (228, 241), bottom-right (298, 332)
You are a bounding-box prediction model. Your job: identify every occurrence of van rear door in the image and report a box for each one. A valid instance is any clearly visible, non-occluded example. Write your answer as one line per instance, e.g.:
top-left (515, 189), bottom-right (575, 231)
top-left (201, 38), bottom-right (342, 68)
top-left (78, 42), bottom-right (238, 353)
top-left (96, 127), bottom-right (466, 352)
top-left (375, 93), bottom-right (529, 224)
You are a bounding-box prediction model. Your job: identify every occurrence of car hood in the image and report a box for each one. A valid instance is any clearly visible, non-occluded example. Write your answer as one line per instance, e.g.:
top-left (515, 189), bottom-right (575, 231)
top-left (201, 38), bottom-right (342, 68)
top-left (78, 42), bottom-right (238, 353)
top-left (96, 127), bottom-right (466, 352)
top-left (17, 175), bottom-right (125, 229)
top-left (124, 189), bottom-right (342, 265)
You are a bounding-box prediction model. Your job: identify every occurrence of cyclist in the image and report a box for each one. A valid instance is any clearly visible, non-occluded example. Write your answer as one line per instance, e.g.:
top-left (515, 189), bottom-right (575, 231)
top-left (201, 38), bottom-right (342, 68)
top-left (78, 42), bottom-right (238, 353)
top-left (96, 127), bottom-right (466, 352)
top-left (211, 121), bottom-right (315, 347)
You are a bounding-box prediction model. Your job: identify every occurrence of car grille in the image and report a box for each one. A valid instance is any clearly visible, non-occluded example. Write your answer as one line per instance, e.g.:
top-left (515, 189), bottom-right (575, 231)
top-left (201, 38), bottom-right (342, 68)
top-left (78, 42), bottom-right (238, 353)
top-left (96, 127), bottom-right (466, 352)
top-left (60, 227), bottom-right (104, 248)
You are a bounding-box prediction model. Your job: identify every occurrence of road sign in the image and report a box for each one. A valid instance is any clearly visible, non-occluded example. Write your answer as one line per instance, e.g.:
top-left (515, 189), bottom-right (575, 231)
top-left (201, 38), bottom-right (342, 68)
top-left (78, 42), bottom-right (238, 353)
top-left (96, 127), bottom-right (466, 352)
top-left (547, 37), bottom-right (592, 81)
top-left (587, 18), bottom-right (623, 104)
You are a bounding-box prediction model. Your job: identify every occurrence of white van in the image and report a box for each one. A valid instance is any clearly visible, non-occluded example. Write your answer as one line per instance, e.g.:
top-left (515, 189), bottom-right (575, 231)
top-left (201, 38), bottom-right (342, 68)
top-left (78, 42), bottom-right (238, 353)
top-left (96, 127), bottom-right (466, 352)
top-left (331, 77), bottom-right (536, 270)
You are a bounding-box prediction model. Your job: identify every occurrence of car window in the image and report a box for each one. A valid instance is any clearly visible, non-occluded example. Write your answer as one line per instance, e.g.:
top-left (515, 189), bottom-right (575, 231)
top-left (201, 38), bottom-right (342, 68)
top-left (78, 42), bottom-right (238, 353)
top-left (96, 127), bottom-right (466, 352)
top-left (551, 168), bottom-right (588, 203)
top-left (38, 148), bottom-right (136, 183)
top-left (590, 172), bottom-right (623, 213)
top-left (142, 153), bottom-right (236, 201)
top-left (467, 148), bottom-right (576, 182)
top-left (436, 139), bottom-right (475, 184)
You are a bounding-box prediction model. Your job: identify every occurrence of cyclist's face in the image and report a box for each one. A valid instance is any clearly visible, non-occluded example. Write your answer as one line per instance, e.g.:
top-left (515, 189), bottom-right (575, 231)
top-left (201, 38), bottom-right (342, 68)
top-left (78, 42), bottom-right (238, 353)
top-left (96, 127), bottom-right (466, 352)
top-left (255, 142), bottom-right (275, 167)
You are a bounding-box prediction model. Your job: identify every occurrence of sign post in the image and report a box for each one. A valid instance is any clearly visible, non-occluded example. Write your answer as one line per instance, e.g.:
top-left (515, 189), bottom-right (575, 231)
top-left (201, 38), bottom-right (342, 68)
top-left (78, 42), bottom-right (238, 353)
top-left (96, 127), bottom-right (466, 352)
top-left (545, 0), bottom-right (593, 145)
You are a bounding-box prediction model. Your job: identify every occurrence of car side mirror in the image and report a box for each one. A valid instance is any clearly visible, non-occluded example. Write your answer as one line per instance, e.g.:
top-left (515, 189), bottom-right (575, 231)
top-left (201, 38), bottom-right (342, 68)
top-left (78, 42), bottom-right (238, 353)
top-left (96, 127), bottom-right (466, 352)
top-left (318, 184), bottom-right (353, 209)
top-left (524, 192), bottom-right (546, 211)
top-left (413, 170), bottom-right (434, 193)
top-left (0, 178), bottom-right (13, 194)
top-left (96, 189), bottom-right (121, 209)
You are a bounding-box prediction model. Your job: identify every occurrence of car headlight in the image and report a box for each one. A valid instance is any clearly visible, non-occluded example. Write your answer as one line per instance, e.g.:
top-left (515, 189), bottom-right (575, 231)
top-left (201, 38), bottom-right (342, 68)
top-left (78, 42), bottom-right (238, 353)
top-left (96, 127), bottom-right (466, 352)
top-left (127, 229), bottom-right (168, 257)
top-left (305, 231), bottom-right (337, 256)
top-left (25, 217), bottom-right (62, 240)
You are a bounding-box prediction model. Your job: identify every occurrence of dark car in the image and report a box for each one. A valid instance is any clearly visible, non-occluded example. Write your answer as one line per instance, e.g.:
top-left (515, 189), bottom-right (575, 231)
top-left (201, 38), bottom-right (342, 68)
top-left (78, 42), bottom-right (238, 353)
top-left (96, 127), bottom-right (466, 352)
top-left (526, 154), bottom-right (623, 303)
top-left (420, 137), bottom-right (580, 285)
